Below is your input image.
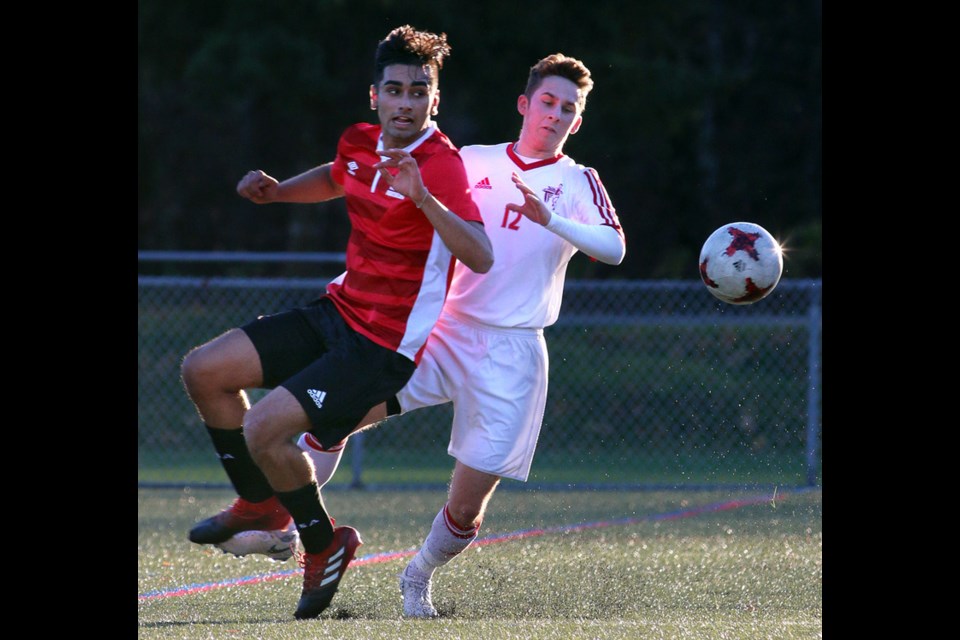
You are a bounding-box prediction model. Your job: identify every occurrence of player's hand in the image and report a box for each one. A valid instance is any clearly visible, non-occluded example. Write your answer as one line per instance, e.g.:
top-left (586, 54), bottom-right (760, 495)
top-left (237, 170), bottom-right (280, 204)
top-left (507, 172), bottom-right (552, 226)
top-left (373, 149), bottom-right (428, 205)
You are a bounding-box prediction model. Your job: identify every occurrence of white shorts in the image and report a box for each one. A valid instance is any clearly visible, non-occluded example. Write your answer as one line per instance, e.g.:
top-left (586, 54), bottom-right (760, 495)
top-left (396, 310), bottom-right (548, 481)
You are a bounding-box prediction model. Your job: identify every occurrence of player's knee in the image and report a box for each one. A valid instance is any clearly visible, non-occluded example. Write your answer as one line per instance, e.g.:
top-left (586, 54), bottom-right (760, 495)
top-left (242, 414), bottom-right (274, 467)
top-left (180, 346), bottom-right (211, 396)
top-left (181, 339), bottom-right (245, 399)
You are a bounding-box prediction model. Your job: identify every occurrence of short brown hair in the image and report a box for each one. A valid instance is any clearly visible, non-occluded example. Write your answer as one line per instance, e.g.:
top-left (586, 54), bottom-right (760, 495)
top-left (523, 53), bottom-right (594, 112)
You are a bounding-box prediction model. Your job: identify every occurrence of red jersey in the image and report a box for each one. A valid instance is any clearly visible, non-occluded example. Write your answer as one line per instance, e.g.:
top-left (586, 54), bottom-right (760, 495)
top-left (327, 123), bottom-right (483, 363)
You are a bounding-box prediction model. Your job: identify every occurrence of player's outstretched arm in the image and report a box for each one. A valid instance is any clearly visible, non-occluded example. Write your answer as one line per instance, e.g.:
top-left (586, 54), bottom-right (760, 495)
top-left (237, 164), bottom-right (344, 205)
top-left (508, 172), bottom-right (625, 265)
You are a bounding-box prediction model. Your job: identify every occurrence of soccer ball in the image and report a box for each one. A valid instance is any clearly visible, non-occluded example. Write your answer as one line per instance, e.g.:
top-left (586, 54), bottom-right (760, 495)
top-left (699, 222), bottom-right (783, 305)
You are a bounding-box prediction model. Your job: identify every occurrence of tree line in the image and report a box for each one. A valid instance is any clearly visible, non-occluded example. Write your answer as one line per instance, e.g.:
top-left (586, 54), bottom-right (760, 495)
top-left (138, 0), bottom-right (821, 280)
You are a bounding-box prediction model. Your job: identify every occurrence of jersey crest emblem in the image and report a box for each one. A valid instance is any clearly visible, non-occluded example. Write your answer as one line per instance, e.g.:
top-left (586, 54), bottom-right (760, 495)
top-left (542, 184), bottom-right (563, 210)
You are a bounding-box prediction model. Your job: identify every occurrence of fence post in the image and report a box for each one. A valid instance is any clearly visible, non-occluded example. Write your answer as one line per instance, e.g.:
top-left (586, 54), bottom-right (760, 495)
top-left (350, 431), bottom-right (365, 488)
top-left (805, 283), bottom-right (822, 486)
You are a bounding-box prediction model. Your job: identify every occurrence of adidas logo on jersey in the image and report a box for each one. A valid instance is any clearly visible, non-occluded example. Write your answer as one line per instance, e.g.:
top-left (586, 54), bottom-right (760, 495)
top-left (307, 389), bottom-right (327, 409)
top-left (473, 177), bottom-right (492, 189)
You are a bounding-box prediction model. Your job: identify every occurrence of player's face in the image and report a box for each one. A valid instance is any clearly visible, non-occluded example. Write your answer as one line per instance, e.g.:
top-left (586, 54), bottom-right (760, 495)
top-left (371, 64), bottom-right (439, 149)
top-left (516, 75), bottom-right (584, 157)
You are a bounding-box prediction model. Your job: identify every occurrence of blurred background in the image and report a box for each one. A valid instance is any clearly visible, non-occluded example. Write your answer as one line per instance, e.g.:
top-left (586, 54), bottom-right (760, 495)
top-left (138, 0), bottom-right (822, 489)
top-left (138, 0), bottom-right (821, 279)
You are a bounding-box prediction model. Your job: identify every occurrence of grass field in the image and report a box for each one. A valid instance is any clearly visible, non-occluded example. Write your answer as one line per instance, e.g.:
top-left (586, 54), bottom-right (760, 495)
top-left (138, 446), bottom-right (816, 488)
top-left (138, 486), bottom-right (822, 639)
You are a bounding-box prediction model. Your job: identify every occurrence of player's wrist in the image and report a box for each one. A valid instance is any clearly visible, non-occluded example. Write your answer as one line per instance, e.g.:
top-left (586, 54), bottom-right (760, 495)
top-left (415, 190), bottom-right (431, 209)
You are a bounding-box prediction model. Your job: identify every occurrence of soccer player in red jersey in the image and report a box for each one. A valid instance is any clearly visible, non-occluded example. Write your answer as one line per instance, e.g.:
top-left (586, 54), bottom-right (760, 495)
top-left (180, 25), bottom-right (492, 620)
top-left (220, 53), bottom-right (626, 619)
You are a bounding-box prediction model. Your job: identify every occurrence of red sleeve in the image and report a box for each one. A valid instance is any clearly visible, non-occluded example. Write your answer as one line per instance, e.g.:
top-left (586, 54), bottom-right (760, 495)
top-left (329, 129), bottom-right (350, 186)
top-left (419, 143), bottom-right (483, 225)
top-left (330, 123), bottom-right (379, 187)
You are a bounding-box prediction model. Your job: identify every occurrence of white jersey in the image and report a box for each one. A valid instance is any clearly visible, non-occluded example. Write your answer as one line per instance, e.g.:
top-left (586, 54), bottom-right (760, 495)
top-left (395, 142), bottom-right (623, 481)
top-left (448, 142), bottom-right (621, 329)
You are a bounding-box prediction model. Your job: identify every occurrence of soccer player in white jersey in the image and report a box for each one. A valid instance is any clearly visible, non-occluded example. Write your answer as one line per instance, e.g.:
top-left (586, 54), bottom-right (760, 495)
top-left (218, 52), bottom-right (625, 618)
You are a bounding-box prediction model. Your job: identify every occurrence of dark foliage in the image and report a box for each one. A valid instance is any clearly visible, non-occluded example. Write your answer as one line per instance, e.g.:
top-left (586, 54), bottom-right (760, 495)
top-left (138, 0), bottom-right (821, 279)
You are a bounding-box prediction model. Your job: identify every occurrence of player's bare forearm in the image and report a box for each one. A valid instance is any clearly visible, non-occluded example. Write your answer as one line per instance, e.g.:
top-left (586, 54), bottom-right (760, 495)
top-left (457, 221), bottom-right (495, 274)
top-left (422, 205), bottom-right (493, 273)
top-left (276, 164), bottom-right (343, 202)
top-left (237, 164), bottom-right (343, 204)
top-left (374, 149), bottom-right (494, 273)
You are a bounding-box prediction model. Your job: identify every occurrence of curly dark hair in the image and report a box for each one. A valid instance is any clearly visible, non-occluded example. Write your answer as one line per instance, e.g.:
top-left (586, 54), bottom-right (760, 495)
top-left (523, 53), bottom-right (594, 112)
top-left (374, 25), bottom-right (451, 88)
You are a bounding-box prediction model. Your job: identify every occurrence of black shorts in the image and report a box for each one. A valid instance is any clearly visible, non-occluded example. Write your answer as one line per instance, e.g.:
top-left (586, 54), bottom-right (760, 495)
top-left (241, 296), bottom-right (416, 448)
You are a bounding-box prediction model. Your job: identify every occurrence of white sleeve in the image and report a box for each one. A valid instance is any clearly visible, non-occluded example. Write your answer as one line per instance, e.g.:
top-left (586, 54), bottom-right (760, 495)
top-left (544, 213), bottom-right (626, 265)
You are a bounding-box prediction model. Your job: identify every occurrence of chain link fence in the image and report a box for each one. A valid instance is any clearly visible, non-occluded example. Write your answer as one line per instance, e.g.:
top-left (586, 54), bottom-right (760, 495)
top-left (138, 269), bottom-right (821, 490)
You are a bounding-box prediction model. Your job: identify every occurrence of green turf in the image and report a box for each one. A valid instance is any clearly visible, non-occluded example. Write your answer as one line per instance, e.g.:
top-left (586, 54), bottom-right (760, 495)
top-left (138, 447), bottom-right (817, 488)
top-left (138, 487), bottom-right (822, 639)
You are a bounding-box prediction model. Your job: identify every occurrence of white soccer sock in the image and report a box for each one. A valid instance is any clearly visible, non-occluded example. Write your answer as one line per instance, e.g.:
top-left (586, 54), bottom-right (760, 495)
top-left (297, 432), bottom-right (345, 489)
top-left (408, 503), bottom-right (479, 578)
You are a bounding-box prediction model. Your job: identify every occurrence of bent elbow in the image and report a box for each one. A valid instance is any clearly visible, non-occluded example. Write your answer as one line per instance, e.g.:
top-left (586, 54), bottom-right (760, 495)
top-left (470, 252), bottom-right (494, 274)
top-left (602, 244), bottom-right (626, 266)
top-left (463, 246), bottom-right (494, 274)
